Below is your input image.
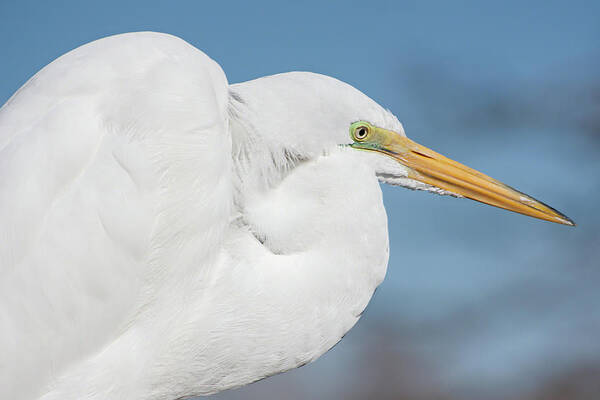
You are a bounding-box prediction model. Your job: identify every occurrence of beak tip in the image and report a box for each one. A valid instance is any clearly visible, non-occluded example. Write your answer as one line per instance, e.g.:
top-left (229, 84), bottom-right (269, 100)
top-left (551, 210), bottom-right (575, 226)
top-left (547, 206), bottom-right (575, 227)
top-left (562, 216), bottom-right (576, 227)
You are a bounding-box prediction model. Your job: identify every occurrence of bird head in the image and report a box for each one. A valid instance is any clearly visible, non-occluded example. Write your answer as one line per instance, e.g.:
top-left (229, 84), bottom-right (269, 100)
top-left (231, 72), bottom-right (573, 226)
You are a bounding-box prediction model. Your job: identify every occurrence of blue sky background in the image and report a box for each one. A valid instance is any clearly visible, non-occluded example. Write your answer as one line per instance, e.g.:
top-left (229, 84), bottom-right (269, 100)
top-left (1, 1), bottom-right (599, 399)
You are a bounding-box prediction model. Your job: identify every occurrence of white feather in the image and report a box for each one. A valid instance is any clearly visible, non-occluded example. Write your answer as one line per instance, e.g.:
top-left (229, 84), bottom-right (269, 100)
top-left (0, 32), bottom-right (424, 400)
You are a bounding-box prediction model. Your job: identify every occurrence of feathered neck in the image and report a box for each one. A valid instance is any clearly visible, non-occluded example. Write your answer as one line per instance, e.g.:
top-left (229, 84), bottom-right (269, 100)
top-left (228, 89), bottom-right (309, 212)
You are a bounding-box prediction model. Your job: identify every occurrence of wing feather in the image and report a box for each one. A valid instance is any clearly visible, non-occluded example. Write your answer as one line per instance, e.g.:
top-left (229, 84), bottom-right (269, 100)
top-left (0, 32), bottom-right (232, 399)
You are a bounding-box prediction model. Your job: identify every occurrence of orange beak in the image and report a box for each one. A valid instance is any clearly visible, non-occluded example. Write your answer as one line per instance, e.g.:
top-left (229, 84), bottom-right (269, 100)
top-left (351, 126), bottom-right (574, 226)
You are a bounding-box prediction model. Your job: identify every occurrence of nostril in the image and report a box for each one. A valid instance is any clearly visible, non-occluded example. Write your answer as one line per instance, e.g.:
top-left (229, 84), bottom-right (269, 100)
top-left (411, 150), bottom-right (435, 159)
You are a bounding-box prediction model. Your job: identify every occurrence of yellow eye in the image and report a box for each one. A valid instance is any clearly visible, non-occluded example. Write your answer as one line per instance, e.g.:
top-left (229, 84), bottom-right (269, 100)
top-left (354, 125), bottom-right (369, 140)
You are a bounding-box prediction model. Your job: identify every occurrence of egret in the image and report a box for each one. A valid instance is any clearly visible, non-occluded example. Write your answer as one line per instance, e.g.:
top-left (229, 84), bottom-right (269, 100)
top-left (0, 32), bottom-right (573, 400)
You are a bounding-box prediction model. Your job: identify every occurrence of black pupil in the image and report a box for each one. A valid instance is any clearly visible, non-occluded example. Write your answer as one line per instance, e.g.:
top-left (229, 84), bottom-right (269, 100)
top-left (357, 127), bottom-right (367, 138)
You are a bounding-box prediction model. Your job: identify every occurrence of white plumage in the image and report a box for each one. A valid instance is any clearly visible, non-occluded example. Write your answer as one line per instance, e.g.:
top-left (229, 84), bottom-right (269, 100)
top-left (0, 32), bottom-right (572, 400)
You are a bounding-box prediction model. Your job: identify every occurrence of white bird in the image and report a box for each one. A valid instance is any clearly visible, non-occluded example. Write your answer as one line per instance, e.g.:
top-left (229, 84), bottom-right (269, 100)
top-left (0, 32), bottom-right (573, 400)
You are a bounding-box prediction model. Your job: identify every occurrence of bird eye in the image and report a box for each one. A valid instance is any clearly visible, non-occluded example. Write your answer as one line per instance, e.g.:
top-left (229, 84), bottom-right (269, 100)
top-left (354, 126), bottom-right (369, 140)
